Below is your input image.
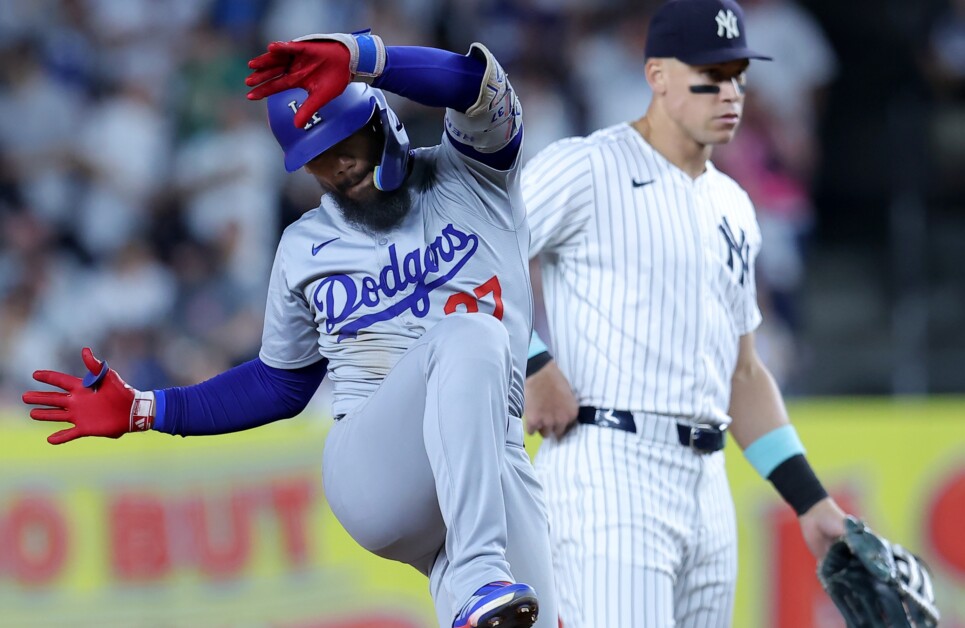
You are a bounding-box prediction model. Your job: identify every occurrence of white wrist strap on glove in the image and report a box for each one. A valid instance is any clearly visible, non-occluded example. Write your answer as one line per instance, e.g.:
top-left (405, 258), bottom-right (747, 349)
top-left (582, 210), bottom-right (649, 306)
top-left (293, 29), bottom-right (386, 82)
top-left (130, 390), bottom-right (155, 432)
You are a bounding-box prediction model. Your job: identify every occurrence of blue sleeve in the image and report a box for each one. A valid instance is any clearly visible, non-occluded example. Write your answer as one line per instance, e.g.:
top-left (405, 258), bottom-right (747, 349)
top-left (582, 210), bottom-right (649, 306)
top-left (446, 126), bottom-right (523, 171)
top-left (153, 358), bottom-right (327, 436)
top-left (373, 46), bottom-right (484, 113)
top-left (375, 46), bottom-right (521, 170)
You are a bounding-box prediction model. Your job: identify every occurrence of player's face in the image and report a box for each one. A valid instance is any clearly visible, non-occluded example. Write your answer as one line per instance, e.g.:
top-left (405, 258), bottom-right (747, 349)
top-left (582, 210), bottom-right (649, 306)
top-left (662, 58), bottom-right (749, 146)
top-left (305, 119), bottom-right (412, 233)
top-left (304, 120), bottom-right (384, 204)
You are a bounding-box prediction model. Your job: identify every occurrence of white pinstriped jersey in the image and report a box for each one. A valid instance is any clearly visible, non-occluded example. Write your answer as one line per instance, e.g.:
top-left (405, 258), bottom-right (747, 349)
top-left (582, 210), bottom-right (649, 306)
top-left (523, 122), bottom-right (762, 426)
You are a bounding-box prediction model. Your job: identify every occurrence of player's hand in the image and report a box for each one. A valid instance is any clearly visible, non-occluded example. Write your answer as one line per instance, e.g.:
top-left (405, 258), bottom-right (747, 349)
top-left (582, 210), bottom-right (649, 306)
top-left (245, 40), bottom-right (351, 128)
top-left (798, 496), bottom-right (848, 561)
top-left (524, 360), bottom-right (579, 439)
top-left (22, 347), bottom-right (142, 445)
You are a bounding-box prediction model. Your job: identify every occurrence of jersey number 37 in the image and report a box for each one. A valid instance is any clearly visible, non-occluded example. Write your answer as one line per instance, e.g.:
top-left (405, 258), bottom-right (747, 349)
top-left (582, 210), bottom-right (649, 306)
top-left (443, 275), bottom-right (504, 320)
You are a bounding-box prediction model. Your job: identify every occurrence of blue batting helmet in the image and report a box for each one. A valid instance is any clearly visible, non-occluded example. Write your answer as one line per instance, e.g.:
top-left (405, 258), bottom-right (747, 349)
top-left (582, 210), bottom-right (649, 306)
top-left (267, 83), bottom-right (411, 191)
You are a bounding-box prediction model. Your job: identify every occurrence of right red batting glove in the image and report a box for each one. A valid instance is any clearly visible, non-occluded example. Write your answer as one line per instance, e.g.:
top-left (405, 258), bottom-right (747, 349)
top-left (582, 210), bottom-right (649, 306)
top-left (22, 347), bottom-right (155, 445)
top-left (245, 31), bottom-right (386, 128)
top-left (245, 40), bottom-right (352, 128)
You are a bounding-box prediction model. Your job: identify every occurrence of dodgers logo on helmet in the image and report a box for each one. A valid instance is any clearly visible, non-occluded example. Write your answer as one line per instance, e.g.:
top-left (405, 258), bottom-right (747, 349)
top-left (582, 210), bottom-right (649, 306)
top-left (266, 83), bottom-right (411, 191)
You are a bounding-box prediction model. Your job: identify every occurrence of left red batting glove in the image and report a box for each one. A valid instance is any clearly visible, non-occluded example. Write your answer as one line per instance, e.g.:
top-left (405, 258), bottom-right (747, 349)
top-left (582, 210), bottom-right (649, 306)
top-left (22, 347), bottom-right (155, 445)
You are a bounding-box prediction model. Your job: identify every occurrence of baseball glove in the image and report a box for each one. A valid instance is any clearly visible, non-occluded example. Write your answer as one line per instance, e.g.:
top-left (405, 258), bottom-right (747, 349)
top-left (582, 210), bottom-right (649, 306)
top-left (818, 516), bottom-right (940, 628)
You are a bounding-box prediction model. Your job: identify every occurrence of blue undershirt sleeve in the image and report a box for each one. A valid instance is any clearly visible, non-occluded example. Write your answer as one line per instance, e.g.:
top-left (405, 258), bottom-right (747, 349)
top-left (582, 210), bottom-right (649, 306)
top-left (153, 358), bottom-right (327, 436)
top-left (446, 127), bottom-right (523, 171)
top-left (373, 46), bottom-right (484, 113)
top-left (374, 46), bottom-right (521, 170)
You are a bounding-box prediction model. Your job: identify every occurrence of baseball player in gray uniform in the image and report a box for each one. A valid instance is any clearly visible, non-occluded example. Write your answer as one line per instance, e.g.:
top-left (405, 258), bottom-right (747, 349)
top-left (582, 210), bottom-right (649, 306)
top-left (521, 1), bottom-right (849, 626)
top-left (23, 31), bottom-right (555, 628)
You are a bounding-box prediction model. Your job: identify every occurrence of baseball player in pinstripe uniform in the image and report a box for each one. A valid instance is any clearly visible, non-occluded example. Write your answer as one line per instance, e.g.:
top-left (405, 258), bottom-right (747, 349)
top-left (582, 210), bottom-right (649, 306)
top-left (521, 1), bottom-right (850, 626)
top-left (23, 31), bottom-right (555, 628)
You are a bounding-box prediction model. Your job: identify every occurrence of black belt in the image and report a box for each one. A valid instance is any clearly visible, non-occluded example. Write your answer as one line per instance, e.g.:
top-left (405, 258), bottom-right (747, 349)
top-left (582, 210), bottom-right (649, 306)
top-left (576, 406), bottom-right (727, 453)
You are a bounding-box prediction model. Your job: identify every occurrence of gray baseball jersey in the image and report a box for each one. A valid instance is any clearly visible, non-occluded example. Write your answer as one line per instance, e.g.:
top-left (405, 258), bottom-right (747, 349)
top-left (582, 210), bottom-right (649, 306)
top-left (258, 123), bottom-right (558, 627)
top-left (523, 122), bottom-right (763, 627)
top-left (259, 134), bottom-right (532, 419)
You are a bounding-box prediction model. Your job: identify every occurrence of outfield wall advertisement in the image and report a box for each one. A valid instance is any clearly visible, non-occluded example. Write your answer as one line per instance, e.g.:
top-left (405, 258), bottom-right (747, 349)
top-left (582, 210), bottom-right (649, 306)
top-left (1, 398), bottom-right (962, 627)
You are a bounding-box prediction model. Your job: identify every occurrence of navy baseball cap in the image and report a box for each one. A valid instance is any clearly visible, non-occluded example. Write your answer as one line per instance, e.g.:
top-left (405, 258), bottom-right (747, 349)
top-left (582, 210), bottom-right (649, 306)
top-left (645, 0), bottom-right (772, 65)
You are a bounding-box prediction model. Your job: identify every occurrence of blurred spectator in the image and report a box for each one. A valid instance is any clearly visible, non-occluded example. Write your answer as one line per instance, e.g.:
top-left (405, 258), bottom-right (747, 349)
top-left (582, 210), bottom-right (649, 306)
top-left (513, 67), bottom-right (580, 162)
top-left (173, 92), bottom-right (284, 300)
top-left (163, 238), bottom-right (261, 358)
top-left (83, 0), bottom-right (206, 94)
top-left (175, 21), bottom-right (253, 139)
top-left (925, 0), bottom-right (965, 200)
top-left (72, 77), bottom-right (173, 257)
top-left (571, 10), bottom-right (653, 131)
top-left (715, 95), bottom-right (816, 388)
top-left (38, 0), bottom-right (99, 94)
top-left (927, 0), bottom-right (965, 95)
top-left (0, 0), bottom-right (58, 42)
top-left (740, 0), bottom-right (837, 180)
top-left (0, 282), bottom-right (63, 405)
top-left (0, 38), bottom-right (86, 228)
top-left (0, 207), bottom-right (65, 404)
top-left (82, 240), bottom-right (178, 341)
top-left (260, 0), bottom-right (363, 43)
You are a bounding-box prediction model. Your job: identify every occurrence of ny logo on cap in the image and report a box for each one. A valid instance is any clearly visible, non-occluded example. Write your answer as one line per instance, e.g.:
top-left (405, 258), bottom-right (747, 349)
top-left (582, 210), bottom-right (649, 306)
top-left (715, 9), bottom-right (740, 39)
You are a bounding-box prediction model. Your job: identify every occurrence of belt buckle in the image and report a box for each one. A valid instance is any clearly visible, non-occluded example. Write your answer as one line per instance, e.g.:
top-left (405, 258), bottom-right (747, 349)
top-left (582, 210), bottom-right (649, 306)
top-left (689, 423), bottom-right (724, 453)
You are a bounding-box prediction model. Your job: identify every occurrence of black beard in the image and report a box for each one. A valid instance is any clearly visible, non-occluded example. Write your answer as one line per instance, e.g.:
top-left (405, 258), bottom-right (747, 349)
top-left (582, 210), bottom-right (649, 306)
top-left (330, 184), bottom-right (413, 234)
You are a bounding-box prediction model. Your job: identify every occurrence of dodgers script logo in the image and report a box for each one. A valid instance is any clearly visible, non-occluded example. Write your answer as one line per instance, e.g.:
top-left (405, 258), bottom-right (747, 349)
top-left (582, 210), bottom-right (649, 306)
top-left (314, 224), bottom-right (479, 341)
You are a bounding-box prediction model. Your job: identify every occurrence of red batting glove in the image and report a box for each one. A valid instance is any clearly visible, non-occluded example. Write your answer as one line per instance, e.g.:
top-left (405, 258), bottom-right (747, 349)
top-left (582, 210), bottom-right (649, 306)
top-left (22, 347), bottom-right (153, 445)
top-left (245, 40), bottom-right (351, 128)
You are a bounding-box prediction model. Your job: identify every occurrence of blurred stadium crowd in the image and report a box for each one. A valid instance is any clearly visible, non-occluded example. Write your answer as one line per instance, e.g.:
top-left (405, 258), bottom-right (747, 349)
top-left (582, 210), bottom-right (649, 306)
top-left (0, 0), bottom-right (962, 406)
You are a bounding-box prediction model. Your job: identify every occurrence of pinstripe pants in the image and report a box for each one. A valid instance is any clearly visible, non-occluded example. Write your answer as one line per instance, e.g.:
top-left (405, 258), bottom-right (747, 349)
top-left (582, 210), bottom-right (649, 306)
top-left (535, 413), bottom-right (738, 628)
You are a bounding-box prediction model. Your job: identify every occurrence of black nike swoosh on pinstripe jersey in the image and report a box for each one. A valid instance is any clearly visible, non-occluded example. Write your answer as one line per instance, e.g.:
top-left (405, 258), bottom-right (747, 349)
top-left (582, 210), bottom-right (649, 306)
top-left (632, 178), bottom-right (655, 188)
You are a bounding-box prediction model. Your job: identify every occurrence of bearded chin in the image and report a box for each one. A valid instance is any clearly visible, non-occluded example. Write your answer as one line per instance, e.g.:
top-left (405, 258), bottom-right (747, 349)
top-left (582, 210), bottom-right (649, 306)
top-left (330, 182), bottom-right (413, 234)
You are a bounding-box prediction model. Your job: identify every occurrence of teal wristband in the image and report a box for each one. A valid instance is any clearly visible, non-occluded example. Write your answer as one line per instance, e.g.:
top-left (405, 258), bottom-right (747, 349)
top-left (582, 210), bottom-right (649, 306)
top-left (528, 331), bottom-right (549, 359)
top-left (743, 424), bottom-right (805, 478)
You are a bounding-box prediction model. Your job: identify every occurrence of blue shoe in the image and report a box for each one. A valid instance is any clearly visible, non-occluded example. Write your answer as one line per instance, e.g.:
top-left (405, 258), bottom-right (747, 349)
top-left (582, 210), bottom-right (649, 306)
top-left (452, 581), bottom-right (539, 628)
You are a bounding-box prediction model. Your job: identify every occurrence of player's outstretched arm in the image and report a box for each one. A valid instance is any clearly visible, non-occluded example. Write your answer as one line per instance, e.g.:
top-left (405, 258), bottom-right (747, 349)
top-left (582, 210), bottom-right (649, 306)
top-left (244, 31), bottom-right (520, 168)
top-left (523, 323), bottom-right (579, 438)
top-left (245, 32), bottom-right (485, 124)
top-left (728, 332), bottom-right (847, 560)
top-left (799, 497), bottom-right (848, 560)
top-left (23, 349), bottom-right (328, 443)
top-left (524, 360), bottom-right (579, 439)
top-left (22, 347), bottom-right (152, 444)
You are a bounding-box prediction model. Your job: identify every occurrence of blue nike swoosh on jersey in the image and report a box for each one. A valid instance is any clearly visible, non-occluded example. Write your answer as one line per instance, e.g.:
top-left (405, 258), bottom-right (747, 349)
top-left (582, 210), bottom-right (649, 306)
top-left (632, 178), bottom-right (655, 188)
top-left (312, 237), bottom-right (340, 256)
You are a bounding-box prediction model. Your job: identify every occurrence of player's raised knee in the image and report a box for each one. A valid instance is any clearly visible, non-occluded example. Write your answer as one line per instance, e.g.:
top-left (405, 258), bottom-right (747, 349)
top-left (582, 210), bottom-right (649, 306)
top-left (438, 312), bottom-right (508, 343)
top-left (431, 313), bottom-right (511, 361)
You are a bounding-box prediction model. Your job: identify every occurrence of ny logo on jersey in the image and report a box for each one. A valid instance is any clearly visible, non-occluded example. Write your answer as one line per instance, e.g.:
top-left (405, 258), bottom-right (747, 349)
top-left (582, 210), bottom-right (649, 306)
top-left (718, 217), bottom-right (749, 286)
top-left (715, 9), bottom-right (740, 39)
